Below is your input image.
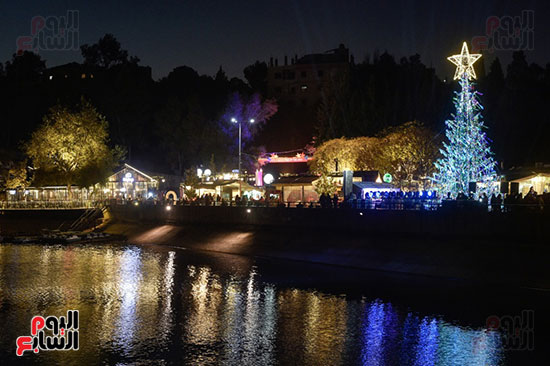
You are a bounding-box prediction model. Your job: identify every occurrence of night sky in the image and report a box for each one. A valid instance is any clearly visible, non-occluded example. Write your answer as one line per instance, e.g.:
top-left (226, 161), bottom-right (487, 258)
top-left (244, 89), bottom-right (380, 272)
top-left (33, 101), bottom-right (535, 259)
top-left (0, 0), bottom-right (548, 80)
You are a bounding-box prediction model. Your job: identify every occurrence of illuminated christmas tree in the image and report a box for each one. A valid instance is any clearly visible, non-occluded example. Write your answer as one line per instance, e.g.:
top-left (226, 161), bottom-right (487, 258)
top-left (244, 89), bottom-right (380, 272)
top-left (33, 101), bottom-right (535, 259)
top-left (434, 42), bottom-right (498, 197)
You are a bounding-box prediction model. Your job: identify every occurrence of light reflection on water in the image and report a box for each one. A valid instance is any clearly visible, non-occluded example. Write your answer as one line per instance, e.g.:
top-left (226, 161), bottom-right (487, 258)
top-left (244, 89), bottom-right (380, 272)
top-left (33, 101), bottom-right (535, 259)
top-left (0, 243), bottom-right (504, 365)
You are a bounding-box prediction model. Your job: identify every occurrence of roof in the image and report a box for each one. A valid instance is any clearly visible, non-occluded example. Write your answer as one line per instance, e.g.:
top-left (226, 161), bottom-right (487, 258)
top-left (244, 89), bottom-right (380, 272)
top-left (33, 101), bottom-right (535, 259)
top-left (503, 166), bottom-right (550, 181)
top-left (274, 176), bottom-right (319, 185)
top-left (108, 163), bottom-right (157, 182)
top-left (353, 181), bottom-right (396, 190)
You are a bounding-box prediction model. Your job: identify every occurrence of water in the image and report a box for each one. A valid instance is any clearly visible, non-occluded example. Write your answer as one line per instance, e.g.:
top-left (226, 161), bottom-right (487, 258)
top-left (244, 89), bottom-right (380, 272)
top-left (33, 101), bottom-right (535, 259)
top-left (0, 242), bottom-right (542, 365)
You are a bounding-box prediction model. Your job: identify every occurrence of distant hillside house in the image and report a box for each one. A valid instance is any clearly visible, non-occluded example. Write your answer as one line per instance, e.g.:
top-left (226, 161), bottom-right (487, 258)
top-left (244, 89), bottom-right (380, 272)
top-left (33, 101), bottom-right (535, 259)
top-left (266, 44), bottom-right (350, 107)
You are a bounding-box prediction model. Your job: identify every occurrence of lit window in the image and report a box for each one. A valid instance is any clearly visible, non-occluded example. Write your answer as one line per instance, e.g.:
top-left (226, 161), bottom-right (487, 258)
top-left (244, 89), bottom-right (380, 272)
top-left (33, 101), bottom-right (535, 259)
top-left (49, 75), bottom-right (53, 80)
top-left (301, 85), bottom-right (308, 90)
top-left (81, 74), bottom-right (86, 79)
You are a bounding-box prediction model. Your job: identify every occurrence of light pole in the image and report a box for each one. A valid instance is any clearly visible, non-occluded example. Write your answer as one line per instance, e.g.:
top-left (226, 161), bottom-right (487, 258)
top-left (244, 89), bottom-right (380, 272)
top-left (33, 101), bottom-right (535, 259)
top-left (231, 117), bottom-right (254, 179)
top-left (231, 117), bottom-right (254, 198)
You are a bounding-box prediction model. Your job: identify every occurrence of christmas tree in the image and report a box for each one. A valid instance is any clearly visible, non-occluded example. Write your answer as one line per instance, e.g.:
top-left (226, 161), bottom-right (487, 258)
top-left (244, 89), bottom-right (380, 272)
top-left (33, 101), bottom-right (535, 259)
top-left (434, 42), bottom-right (498, 197)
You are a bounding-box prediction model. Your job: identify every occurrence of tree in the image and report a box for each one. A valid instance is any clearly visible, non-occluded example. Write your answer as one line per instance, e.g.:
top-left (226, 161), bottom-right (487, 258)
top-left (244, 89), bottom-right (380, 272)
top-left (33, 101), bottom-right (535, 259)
top-left (4, 51), bottom-right (46, 81)
top-left (220, 92), bottom-right (278, 166)
top-left (309, 137), bottom-right (380, 174)
top-left (377, 121), bottom-right (439, 187)
top-left (25, 99), bottom-right (123, 196)
top-left (243, 61), bottom-right (268, 95)
top-left (313, 173), bottom-right (338, 196)
top-left (155, 97), bottom-right (207, 176)
top-left (80, 34), bottom-right (139, 69)
top-left (434, 43), bottom-right (497, 197)
top-left (182, 167), bottom-right (200, 200)
top-left (1, 161), bottom-right (30, 190)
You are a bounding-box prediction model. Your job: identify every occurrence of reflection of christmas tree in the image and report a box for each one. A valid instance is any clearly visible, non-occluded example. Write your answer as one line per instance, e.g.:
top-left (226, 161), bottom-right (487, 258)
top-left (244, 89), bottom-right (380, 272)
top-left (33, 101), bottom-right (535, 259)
top-left (434, 42), bottom-right (497, 197)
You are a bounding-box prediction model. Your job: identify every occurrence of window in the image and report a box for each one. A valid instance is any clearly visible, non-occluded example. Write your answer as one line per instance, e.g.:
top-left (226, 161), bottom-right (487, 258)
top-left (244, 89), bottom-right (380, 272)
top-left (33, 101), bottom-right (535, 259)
top-left (290, 87), bottom-right (296, 94)
top-left (275, 72), bottom-right (282, 79)
top-left (274, 87), bottom-right (282, 93)
top-left (301, 71), bottom-right (307, 78)
top-left (284, 71), bottom-right (295, 80)
top-left (301, 84), bottom-right (308, 91)
top-left (81, 74), bottom-right (86, 79)
top-left (317, 70), bottom-right (324, 77)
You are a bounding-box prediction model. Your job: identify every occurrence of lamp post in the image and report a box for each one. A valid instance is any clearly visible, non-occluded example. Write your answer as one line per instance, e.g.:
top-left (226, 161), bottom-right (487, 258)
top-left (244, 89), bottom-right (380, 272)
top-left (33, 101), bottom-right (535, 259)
top-left (231, 117), bottom-right (254, 198)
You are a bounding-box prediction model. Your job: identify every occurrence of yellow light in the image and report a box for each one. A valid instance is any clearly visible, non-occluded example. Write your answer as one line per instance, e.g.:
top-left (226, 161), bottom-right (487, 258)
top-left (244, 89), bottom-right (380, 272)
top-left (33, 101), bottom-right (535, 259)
top-left (447, 42), bottom-right (482, 80)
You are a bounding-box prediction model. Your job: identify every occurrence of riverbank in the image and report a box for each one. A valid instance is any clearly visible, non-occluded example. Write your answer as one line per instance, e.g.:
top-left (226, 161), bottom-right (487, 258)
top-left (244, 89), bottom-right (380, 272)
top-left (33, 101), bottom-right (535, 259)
top-left (103, 219), bottom-right (550, 290)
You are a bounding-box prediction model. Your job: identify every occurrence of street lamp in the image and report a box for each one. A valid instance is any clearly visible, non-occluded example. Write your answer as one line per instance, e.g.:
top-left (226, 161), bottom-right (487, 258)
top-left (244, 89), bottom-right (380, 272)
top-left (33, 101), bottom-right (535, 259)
top-left (231, 117), bottom-right (254, 199)
top-left (231, 117), bottom-right (254, 179)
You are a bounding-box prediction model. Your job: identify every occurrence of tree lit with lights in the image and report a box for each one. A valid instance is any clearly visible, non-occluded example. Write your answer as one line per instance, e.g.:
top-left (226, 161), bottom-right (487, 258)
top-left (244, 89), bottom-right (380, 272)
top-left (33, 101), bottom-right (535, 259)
top-left (434, 42), bottom-right (498, 197)
top-left (25, 98), bottom-right (124, 195)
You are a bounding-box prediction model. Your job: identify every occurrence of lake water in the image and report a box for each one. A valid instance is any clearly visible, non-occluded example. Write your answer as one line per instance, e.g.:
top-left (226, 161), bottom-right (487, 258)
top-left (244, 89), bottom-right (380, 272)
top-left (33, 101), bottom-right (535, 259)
top-left (0, 242), bottom-right (542, 365)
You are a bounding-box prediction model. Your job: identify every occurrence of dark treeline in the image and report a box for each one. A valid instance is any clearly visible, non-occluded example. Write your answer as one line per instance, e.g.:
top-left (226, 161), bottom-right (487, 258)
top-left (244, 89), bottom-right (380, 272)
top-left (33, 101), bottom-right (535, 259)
top-left (315, 51), bottom-right (550, 168)
top-left (1, 34), bottom-right (549, 177)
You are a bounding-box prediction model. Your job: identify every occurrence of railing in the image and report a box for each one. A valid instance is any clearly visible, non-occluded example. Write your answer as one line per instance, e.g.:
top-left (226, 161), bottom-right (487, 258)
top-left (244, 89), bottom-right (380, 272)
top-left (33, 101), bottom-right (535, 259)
top-left (107, 199), bottom-right (548, 212)
top-left (0, 200), bottom-right (96, 209)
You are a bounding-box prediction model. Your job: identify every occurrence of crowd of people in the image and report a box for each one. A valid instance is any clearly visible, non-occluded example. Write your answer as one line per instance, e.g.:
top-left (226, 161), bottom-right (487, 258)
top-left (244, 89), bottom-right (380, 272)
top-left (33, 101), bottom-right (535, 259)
top-left (120, 186), bottom-right (549, 212)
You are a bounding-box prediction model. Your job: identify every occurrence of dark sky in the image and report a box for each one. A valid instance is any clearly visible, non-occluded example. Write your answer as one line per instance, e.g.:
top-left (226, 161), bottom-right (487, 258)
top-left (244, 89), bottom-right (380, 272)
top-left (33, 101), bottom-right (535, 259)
top-left (0, 0), bottom-right (547, 80)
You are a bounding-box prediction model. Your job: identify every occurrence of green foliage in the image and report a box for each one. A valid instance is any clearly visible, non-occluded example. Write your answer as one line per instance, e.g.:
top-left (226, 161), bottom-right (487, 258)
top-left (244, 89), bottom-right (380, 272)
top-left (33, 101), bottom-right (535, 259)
top-left (310, 121), bottom-right (438, 187)
top-left (81, 34), bottom-right (139, 69)
top-left (25, 98), bottom-right (123, 190)
top-left (377, 121), bottom-right (440, 185)
top-left (182, 167), bottom-right (200, 199)
top-left (309, 136), bottom-right (379, 174)
top-left (313, 174), bottom-right (338, 196)
top-left (2, 161), bottom-right (30, 189)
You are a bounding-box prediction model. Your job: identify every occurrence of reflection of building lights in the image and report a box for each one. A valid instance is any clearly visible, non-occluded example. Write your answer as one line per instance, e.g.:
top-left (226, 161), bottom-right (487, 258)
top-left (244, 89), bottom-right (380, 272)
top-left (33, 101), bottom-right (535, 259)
top-left (134, 201), bottom-right (139, 206)
top-left (8, 190), bottom-right (16, 195)
top-left (246, 208), bottom-right (251, 213)
top-left (166, 205), bottom-right (172, 211)
top-left (264, 173), bottom-right (274, 185)
top-left (120, 187), bottom-right (127, 192)
top-left (103, 188), bottom-right (110, 194)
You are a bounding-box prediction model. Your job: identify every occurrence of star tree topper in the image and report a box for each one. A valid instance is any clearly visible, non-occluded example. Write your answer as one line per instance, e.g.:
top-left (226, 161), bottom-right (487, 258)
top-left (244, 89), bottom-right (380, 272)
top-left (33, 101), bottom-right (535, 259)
top-left (447, 42), bottom-right (481, 80)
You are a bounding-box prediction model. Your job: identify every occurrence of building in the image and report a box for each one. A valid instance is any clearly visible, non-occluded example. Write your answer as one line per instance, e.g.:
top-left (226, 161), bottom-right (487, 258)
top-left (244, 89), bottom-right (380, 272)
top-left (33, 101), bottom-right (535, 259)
top-left (266, 44), bottom-right (350, 106)
top-left (104, 164), bottom-right (160, 200)
top-left (271, 176), bottom-right (321, 203)
top-left (190, 180), bottom-right (262, 201)
top-left (504, 164), bottom-right (550, 195)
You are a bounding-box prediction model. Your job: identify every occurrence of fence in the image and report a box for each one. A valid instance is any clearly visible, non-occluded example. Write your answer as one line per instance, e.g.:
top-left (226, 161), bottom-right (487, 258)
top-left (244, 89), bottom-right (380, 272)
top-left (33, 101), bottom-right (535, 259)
top-left (0, 200), bottom-right (96, 210)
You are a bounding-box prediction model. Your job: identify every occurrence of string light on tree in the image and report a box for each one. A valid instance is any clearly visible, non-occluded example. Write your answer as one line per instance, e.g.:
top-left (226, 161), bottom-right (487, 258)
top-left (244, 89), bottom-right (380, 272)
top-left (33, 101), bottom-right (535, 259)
top-left (433, 42), bottom-right (498, 197)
